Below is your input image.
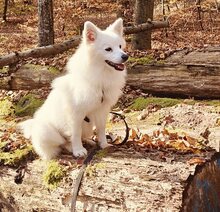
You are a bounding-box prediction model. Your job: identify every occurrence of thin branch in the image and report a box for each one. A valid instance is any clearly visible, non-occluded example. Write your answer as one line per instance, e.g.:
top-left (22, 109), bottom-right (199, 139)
top-left (0, 21), bottom-right (169, 68)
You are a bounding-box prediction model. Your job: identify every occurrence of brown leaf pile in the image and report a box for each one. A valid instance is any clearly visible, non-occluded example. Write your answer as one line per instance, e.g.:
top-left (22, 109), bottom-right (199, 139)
top-left (124, 128), bottom-right (207, 154)
top-left (0, 127), bottom-right (28, 152)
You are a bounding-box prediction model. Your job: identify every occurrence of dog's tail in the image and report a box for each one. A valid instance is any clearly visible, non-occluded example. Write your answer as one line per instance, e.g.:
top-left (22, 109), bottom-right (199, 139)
top-left (18, 119), bottom-right (34, 139)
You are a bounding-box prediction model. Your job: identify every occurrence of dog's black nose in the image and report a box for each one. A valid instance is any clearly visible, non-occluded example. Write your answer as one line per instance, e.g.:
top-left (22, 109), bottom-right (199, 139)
top-left (121, 54), bottom-right (129, 62)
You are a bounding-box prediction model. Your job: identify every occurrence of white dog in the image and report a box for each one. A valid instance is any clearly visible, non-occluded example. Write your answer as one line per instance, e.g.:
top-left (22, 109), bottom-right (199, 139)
top-left (19, 18), bottom-right (128, 160)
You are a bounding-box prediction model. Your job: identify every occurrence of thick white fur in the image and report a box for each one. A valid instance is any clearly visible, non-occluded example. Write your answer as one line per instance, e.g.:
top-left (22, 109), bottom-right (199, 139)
top-left (19, 18), bottom-right (127, 160)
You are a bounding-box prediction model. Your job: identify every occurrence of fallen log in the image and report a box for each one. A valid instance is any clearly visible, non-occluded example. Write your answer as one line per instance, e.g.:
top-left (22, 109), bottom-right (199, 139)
top-left (0, 64), bottom-right (60, 90)
top-left (0, 36), bottom-right (81, 68)
top-left (0, 149), bottom-right (200, 211)
top-left (127, 47), bottom-right (220, 99)
top-left (1, 63), bottom-right (220, 99)
top-left (0, 21), bottom-right (168, 68)
top-left (1, 46), bottom-right (220, 99)
top-left (127, 63), bottom-right (220, 99)
top-left (182, 152), bottom-right (220, 212)
top-left (0, 147), bottom-right (216, 211)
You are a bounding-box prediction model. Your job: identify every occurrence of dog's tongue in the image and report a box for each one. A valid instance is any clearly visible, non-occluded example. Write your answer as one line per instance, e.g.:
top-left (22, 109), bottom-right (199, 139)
top-left (116, 63), bottom-right (125, 71)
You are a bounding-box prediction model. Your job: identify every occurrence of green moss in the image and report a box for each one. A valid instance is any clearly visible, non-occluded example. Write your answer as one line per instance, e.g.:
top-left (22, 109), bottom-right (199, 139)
top-left (15, 94), bottom-right (44, 117)
top-left (23, 64), bottom-right (44, 71)
top-left (203, 100), bottom-right (220, 107)
top-left (43, 160), bottom-right (66, 189)
top-left (95, 149), bottom-right (108, 159)
top-left (128, 56), bottom-right (154, 65)
top-left (0, 141), bottom-right (8, 150)
top-left (48, 66), bottom-right (59, 74)
top-left (128, 97), bottom-right (220, 111)
top-left (0, 144), bottom-right (34, 166)
top-left (0, 99), bottom-right (14, 116)
top-left (182, 99), bottom-right (220, 107)
top-left (86, 163), bottom-right (106, 178)
top-left (22, 64), bottom-right (59, 75)
top-left (0, 66), bottom-right (9, 73)
top-left (156, 60), bottom-right (165, 64)
top-left (129, 97), bottom-right (182, 111)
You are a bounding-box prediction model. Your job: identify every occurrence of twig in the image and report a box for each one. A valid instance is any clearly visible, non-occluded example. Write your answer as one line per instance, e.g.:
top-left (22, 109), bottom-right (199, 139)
top-left (71, 112), bottom-right (129, 211)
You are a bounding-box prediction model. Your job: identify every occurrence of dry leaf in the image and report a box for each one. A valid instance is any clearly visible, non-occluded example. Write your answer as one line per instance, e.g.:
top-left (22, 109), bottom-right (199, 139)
top-left (186, 135), bottom-right (197, 144)
top-left (187, 157), bottom-right (206, 165)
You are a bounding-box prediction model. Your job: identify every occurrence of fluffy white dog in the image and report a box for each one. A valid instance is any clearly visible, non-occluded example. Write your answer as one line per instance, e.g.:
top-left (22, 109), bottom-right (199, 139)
top-left (19, 18), bottom-right (128, 159)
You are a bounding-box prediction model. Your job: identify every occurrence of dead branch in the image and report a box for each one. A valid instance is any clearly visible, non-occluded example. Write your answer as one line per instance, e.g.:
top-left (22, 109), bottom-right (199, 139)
top-left (0, 21), bottom-right (168, 68)
top-left (124, 20), bottom-right (169, 35)
top-left (0, 36), bottom-right (81, 68)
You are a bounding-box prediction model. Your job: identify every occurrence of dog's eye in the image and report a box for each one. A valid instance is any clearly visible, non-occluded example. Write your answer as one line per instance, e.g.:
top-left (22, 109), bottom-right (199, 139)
top-left (105, 47), bottom-right (112, 52)
top-left (119, 45), bottom-right (122, 49)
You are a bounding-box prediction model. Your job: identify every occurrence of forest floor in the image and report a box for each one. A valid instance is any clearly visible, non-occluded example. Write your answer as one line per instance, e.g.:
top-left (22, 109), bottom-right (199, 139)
top-left (0, 0), bottom-right (220, 211)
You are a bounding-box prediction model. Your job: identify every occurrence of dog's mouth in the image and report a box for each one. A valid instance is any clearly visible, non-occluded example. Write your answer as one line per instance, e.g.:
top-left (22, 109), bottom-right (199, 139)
top-left (105, 60), bottom-right (125, 71)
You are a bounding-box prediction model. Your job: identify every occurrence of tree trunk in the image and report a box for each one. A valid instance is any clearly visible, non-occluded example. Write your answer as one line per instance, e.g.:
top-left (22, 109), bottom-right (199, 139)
top-left (215, 0), bottom-right (220, 12)
top-left (3, 0), bottom-right (8, 21)
top-left (133, 0), bottom-right (154, 50)
top-left (195, 0), bottom-right (204, 30)
top-left (38, 0), bottom-right (54, 46)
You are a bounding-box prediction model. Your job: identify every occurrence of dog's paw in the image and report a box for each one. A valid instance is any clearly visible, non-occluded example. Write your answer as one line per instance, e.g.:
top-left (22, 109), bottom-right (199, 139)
top-left (72, 147), bottom-right (87, 157)
top-left (99, 142), bottom-right (112, 149)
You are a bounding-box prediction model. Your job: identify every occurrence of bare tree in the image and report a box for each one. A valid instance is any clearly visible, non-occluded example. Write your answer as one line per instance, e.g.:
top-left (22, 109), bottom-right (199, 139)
top-left (132, 0), bottom-right (154, 50)
top-left (3, 0), bottom-right (9, 21)
top-left (214, 0), bottom-right (220, 12)
top-left (195, 0), bottom-right (204, 30)
top-left (38, 0), bottom-right (54, 46)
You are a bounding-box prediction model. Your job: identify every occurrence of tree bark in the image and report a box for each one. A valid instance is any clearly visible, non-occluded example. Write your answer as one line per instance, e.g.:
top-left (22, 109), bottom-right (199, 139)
top-left (127, 47), bottom-right (220, 99)
top-left (2, 64), bottom-right (59, 90)
top-left (182, 153), bottom-right (220, 212)
top-left (127, 63), bottom-right (220, 99)
top-left (133, 0), bottom-right (154, 50)
top-left (1, 48), bottom-right (220, 99)
top-left (0, 150), bottom-right (197, 211)
top-left (1, 62), bottom-right (220, 99)
top-left (215, 0), bottom-right (220, 12)
top-left (3, 0), bottom-right (8, 21)
top-left (124, 20), bottom-right (169, 34)
top-left (38, 0), bottom-right (54, 46)
top-left (195, 0), bottom-right (204, 30)
top-left (0, 36), bottom-right (81, 68)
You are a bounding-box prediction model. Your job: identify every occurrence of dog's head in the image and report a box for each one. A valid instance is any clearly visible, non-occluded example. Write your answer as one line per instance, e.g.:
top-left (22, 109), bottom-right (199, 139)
top-left (82, 18), bottom-right (129, 71)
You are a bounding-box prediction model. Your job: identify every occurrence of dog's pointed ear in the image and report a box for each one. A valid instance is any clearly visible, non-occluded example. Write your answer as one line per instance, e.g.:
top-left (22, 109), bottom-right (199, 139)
top-left (83, 21), bottom-right (98, 43)
top-left (107, 18), bottom-right (123, 36)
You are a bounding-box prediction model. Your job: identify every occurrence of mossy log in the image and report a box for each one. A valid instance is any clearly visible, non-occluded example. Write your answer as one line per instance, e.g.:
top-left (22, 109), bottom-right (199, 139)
top-left (127, 63), bottom-right (220, 99)
top-left (1, 62), bottom-right (220, 98)
top-left (127, 47), bottom-right (220, 99)
top-left (0, 149), bottom-right (200, 211)
top-left (0, 36), bottom-right (81, 68)
top-left (0, 64), bottom-right (59, 90)
top-left (1, 47), bottom-right (220, 99)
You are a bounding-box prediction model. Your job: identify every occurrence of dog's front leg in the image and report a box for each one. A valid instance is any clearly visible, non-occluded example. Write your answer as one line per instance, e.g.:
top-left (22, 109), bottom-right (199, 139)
top-left (70, 114), bottom-right (87, 157)
top-left (95, 108), bottom-right (111, 149)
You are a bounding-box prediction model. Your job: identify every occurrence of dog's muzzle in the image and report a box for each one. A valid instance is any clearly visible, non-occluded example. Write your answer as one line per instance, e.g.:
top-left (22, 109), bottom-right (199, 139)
top-left (105, 54), bottom-right (129, 71)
